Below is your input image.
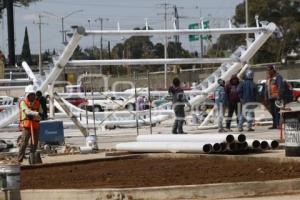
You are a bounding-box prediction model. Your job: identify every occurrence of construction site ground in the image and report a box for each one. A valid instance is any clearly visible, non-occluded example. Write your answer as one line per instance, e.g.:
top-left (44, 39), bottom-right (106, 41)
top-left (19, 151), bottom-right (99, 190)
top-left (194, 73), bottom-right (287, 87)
top-left (2, 108), bottom-right (300, 199)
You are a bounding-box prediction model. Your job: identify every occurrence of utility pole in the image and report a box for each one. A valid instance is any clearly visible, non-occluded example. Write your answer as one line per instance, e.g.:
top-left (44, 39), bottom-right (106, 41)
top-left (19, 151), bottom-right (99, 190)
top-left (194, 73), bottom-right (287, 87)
top-left (6, 0), bottom-right (15, 65)
top-left (43, 10), bottom-right (83, 45)
top-left (245, 0), bottom-right (249, 41)
top-left (95, 17), bottom-right (109, 74)
top-left (173, 5), bottom-right (185, 58)
top-left (196, 5), bottom-right (204, 58)
top-left (33, 14), bottom-right (46, 75)
top-left (157, 1), bottom-right (173, 89)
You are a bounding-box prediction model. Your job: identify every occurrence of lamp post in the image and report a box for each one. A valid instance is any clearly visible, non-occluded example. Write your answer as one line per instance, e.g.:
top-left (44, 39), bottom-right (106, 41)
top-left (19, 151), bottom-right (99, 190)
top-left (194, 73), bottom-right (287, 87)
top-left (95, 17), bottom-right (109, 74)
top-left (43, 9), bottom-right (83, 45)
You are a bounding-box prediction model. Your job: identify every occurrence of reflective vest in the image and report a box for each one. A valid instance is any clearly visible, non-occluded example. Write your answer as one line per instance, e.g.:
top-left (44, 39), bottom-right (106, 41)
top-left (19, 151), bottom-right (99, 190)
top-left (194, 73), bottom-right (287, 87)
top-left (268, 77), bottom-right (279, 98)
top-left (19, 99), bottom-right (41, 130)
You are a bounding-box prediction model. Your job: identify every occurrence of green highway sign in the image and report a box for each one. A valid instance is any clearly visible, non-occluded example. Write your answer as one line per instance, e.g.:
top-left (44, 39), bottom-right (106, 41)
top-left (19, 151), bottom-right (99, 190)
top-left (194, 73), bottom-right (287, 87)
top-left (188, 21), bottom-right (211, 42)
top-left (188, 23), bottom-right (200, 41)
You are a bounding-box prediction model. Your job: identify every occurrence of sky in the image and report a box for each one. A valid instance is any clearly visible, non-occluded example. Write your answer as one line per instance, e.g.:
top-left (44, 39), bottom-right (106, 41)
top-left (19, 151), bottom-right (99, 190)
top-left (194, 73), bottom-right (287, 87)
top-left (0, 0), bottom-right (244, 56)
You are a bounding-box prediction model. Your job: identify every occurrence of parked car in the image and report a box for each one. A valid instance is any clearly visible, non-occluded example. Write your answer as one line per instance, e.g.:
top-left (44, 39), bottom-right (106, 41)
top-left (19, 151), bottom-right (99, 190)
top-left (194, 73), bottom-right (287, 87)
top-left (287, 80), bottom-right (300, 102)
top-left (65, 96), bottom-right (88, 108)
top-left (86, 95), bottom-right (139, 112)
top-left (0, 96), bottom-right (19, 112)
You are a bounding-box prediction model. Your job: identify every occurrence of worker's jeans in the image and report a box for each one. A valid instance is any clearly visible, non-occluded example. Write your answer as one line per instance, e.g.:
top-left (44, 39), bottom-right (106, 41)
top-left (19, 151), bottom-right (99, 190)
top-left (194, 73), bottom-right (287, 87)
top-left (172, 107), bottom-right (185, 134)
top-left (238, 103), bottom-right (256, 129)
top-left (18, 128), bottom-right (39, 162)
top-left (269, 99), bottom-right (280, 128)
top-left (216, 103), bottom-right (224, 130)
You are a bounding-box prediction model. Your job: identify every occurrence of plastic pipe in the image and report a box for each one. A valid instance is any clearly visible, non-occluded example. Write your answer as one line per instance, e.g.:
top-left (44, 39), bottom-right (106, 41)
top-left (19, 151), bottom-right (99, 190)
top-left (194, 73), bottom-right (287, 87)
top-left (264, 140), bottom-right (279, 149)
top-left (212, 143), bottom-right (222, 152)
top-left (116, 142), bottom-right (213, 153)
top-left (246, 139), bottom-right (261, 149)
top-left (260, 141), bottom-right (269, 150)
top-left (136, 134), bottom-right (235, 144)
top-left (231, 134), bottom-right (246, 143)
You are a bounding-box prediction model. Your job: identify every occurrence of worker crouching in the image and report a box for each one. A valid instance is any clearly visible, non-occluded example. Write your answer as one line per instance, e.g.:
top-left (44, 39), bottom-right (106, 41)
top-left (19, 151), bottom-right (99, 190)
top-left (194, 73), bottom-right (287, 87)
top-left (18, 85), bottom-right (43, 163)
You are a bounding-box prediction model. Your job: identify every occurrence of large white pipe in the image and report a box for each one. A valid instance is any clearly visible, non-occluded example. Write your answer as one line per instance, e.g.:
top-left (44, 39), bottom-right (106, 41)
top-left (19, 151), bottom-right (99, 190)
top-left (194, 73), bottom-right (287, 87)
top-left (67, 58), bottom-right (238, 66)
top-left (212, 143), bottom-right (222, 152)
top-left (228, 142), bottom-right (248, 151)
top-left (264, 140), bottom-right (279, 149)
top-left (85, 27), bottom-right (269, 37)
top-left (40, 26), bottom-right (85, 92)
top-left (260, 140), bottom-right (269, 150)
top-left (231, 134), bottom-right (246, 143)
top-left (246, 139), bottom-right (261, 149)
top-left (116, 142), bottom-right (213, 153)
top-left (258, 140), bottom-right (279, 150)
top-left (21, 61), bottom-right (38, 85)
top-left (136, 134), bottom-right (235, 144)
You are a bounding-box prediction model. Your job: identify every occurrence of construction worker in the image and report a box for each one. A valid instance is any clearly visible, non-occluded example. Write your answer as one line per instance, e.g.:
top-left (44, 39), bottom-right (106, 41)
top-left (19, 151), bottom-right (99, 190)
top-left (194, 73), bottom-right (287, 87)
top-left (169, 77), bottom-right (191, 134)
top-left (36, 90), bottom-right (48, 120)
top-left (18, 85), bottom-right (43, 163)
top-left (265, 65), bottom-right (284, 129)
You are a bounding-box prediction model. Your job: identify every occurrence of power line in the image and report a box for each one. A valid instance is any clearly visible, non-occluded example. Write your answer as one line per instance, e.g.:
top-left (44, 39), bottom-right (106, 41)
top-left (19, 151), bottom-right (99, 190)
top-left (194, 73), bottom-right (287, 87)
top-left (157, 1), bottom-right (174, 88)
top-left (33, 14), bottom-right (47, 75)
top-left (95, 17), bottom-right (109, 73)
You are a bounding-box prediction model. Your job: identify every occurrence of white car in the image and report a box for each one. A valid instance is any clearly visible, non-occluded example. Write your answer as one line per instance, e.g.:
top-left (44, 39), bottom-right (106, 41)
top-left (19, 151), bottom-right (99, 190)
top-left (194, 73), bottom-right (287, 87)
top-left (87, 96), bottom-right (136, 112)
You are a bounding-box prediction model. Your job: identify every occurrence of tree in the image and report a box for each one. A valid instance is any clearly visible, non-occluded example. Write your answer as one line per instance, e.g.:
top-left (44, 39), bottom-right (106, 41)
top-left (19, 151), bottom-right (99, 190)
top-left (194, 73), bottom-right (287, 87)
top-left (20, 26), bottom-right (32, 64)
top-left (0, 0), bottom-right (40, 19)
top-left (208, 0), bottom-right (300, 63)
top-left (71, 46), bottom-right (88, 60)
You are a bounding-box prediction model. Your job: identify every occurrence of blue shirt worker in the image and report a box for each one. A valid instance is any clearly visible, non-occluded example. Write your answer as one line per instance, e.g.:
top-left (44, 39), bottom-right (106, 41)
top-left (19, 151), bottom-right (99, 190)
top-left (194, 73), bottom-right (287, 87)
top-left (169, 77), bottom-right (191, 134)
top-left (215, 79), bottom-right (226, 132)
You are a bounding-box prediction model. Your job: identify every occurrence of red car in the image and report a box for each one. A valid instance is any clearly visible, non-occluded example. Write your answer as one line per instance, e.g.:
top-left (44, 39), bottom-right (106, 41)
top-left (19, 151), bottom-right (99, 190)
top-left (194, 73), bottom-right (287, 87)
top-left (65, 96), bottom-right (88, 107)
top-left (287, 80), bottom-right (300, 102)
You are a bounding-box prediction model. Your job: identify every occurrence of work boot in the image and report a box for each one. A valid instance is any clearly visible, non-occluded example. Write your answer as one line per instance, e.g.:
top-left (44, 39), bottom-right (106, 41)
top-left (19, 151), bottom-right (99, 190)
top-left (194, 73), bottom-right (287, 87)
top-left (178, 132), bottom-right (187, 134)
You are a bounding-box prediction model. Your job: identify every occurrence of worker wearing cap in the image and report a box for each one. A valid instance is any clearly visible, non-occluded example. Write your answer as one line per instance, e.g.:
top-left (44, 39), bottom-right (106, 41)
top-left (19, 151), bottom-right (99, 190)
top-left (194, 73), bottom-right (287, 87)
top-left (18, 85), bottom-right (43, 163)
top-left (265, 65), bottom-right (284, 129)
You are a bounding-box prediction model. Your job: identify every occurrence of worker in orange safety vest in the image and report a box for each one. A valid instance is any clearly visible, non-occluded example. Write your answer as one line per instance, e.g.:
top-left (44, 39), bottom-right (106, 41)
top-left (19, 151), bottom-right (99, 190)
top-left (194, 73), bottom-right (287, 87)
top-left (18, 85), bottom-right (43, 163)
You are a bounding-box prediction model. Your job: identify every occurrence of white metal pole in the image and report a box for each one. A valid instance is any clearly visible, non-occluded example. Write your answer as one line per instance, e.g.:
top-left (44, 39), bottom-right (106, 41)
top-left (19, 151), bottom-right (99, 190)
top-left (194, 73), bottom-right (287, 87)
top-left (39, 26), bottom-right (85, 92)
top-left (67, 58), bottom-right (238, 66)
top-left (48, 84), bottom-right (55, 119)
top-left (85, 27), bottom-right (269, 36)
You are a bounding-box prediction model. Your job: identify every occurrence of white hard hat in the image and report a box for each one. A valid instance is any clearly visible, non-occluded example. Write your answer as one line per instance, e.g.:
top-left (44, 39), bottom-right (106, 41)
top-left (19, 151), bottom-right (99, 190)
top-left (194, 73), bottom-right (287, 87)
top-left (25, 85), bottom-right (36, 95)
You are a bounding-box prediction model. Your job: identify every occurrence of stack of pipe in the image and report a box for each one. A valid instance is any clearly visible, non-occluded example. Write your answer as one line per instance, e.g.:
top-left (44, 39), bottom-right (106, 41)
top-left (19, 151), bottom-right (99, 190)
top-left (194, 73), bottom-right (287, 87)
top-left (115, 134), bottom-right (279, 154)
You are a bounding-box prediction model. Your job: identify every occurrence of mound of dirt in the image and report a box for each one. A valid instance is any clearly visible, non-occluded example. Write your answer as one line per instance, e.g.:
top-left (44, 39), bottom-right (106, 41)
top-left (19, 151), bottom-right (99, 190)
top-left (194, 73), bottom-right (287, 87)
top-left (21, 155), bottom-right (300, 189)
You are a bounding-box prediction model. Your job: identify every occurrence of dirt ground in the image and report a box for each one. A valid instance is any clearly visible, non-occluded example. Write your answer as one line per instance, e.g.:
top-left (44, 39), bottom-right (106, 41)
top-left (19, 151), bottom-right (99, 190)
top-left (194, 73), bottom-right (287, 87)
top-left (20, 155), bottom-right (300, 189)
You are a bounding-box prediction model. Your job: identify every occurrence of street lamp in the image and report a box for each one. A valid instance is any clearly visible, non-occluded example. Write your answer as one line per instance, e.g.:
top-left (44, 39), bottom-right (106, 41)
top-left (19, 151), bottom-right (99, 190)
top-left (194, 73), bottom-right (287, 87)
top-left (43, 9), bottom-right (83, 45)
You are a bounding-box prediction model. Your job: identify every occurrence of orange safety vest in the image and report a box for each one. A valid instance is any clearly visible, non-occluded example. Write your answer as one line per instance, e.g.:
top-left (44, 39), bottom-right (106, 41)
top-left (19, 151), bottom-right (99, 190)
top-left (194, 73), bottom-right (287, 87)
top-left (268, 77), bottom-right (279, 98)
top-left (19, 99), bottom-right (41, 130)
